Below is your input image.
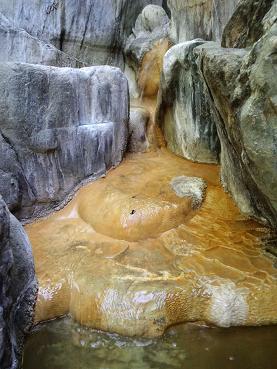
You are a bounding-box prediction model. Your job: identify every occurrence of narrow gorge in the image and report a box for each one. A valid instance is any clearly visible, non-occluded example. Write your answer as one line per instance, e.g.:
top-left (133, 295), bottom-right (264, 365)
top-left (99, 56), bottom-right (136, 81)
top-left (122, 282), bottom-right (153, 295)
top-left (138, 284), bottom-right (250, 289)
top-left (0, 1), bottom-right (276, 369)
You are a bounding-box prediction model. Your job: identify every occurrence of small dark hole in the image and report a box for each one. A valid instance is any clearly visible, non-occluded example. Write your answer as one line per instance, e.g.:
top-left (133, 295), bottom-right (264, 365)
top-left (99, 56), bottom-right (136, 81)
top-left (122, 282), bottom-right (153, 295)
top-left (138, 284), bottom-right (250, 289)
top-left (130, 210), bottom-right (136, 215)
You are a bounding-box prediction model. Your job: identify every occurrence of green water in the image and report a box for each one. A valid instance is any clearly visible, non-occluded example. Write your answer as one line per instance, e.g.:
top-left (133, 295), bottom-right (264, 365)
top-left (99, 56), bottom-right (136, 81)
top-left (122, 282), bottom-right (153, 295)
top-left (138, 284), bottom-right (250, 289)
top-left (23, 318), bottom-right (277, 369)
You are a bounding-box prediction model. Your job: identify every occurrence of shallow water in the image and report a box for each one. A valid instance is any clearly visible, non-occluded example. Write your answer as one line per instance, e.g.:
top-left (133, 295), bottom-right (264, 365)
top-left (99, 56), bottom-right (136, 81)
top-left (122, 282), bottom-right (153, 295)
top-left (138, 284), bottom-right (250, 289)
top-left (23, 317), bottom-right (277, 369)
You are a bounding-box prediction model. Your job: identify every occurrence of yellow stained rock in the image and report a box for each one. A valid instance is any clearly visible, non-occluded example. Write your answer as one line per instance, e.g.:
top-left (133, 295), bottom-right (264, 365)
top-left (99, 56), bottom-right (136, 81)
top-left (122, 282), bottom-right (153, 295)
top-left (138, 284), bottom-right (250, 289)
top-left (26, 144), bottom-right (277, 337)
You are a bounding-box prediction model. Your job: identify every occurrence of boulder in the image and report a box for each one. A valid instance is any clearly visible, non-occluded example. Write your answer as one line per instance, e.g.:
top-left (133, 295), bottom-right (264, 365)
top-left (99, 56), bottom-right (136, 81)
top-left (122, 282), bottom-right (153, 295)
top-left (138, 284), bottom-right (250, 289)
top-left (128, 107), bottom-right (150, 153)
top-left (222, 0), bottom-right (275, 48)
top-left (168, 0), bottom-right (240, 43)
top-left (200, 21), bottom-right (277, 227)
top-left (0, 196), bottom-right (37, 369)
top-left (156, 40), bottom-right (220, 163)
top-left (0, 12), bottom-right (84, 67)
top-left (0, 0), bottom-right (164, 68)
top-left (0, 63), bottom-right (129, 219)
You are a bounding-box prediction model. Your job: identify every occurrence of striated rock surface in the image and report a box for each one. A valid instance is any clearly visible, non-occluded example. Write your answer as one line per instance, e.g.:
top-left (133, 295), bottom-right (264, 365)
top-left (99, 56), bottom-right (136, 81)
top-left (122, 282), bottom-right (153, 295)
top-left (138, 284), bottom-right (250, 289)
top-left (1, 0), bottom-right (164, 68)
top-left (128, 107), bottom-right (150, 153)
top-left (125, 5), bottom-right (170, 98)
top-left (26, 149), bottom-right (277, 338)
top-left (222, 0), bottom-right (275, 48)
top-left (156, 40), bottom-right (220, 163)
top-left (0, 12), bottom-right (84, 67)
top-left (0, 63), bottom-right (129, 219)
top-left (168, 0), bottom-right (240, 43)
top-left (0, 196), bottom-right (37, 369)
top-left (200, 16), bottom-right (277, 227)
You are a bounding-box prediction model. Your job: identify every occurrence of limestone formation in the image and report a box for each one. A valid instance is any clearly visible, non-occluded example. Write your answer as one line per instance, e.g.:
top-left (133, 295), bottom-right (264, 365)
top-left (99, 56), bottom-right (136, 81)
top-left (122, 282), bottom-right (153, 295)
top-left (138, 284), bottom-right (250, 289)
top-left (0, 0), bottom-right (164, 68)
top-left (0, 63), bottom-right (129, 219)
top-left (128, 107), bottom-right (150, 153)
top-left (26, 150), bottom-right (277, 338)
top-left (0, 12), bottom-right (84, 67)
top-left (200, 19), bottom-right (277, 227)
top-left (222, 0), bottom-right (275, 48)
top-left (168, 0), bottom-right (240, 43)
top-left (156, 40), bottom-right (220, 163)
top-left (0, 196), bottom-right (37, 369)
top-left (125, 5), bottom-right (170, 97)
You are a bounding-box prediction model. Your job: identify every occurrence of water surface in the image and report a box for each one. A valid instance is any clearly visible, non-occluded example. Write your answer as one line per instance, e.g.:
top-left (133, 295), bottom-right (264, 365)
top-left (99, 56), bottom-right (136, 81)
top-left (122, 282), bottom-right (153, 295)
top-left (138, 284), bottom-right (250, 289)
top-left (23, 318), bottom-right (277, 369)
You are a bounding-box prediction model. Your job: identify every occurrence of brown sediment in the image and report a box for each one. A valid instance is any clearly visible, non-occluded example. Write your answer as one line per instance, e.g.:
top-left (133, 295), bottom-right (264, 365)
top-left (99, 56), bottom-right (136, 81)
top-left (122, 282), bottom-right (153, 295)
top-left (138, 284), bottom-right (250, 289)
top-left (138, 38), bottom-right (170, 98)
top-left (25, 104), bottom-right (277, 337)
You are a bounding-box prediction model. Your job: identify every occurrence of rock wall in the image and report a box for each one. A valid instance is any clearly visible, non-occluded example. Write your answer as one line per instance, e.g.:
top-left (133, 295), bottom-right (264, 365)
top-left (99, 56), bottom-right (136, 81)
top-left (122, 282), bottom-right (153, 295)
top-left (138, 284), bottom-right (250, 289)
top-left (0, 64), bottom-right (129, 219)
top-left (0, 0), bottom-right (164, 68)
top-left (200, 17), bottom-right (277, 227)
top-left (168, 0), bottom-right (240, 43)
top-left (0, 13), bottom-right (84, 67)
top-left (0, 196), bottom-right (37, 369)
top-left (222, 0), bottom-right (275, 48)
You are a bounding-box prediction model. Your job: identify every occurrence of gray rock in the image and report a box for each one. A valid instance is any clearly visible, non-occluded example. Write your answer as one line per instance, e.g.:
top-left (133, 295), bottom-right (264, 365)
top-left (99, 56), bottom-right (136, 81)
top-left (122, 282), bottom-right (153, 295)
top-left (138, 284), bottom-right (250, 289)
top-left (200, 21), bottom-right (277, 227)
top-left (125, 4), bottom-right (170, 98)
top-left (156, 40), bottom-right (220, 164)
top-left (128, 107), bottom-right (150, 153)
top-left (168, 0), bottom-right (240, 43)
top-left (222, 0), bottom-right (275, 48)
top-left (0, 12), bottom-right (84, 67)
top-left (0, 196), bottom-right (37, 369)
top-left (0, 170), bottom-right (19, 211)
top-left (1, 0), bottom-right (164, 68)
top-left (0, 63), bottom-right (129, 220)
top-left (125, 5), bottom-right (169, 64)
top-left (170, 176), bottom-right (207, 209)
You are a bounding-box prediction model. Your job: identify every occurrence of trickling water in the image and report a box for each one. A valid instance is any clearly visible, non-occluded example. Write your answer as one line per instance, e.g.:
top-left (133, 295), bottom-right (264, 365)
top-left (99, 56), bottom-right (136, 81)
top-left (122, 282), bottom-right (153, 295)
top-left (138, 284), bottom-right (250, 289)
top-left (23, 317), bottom-right (277, 369)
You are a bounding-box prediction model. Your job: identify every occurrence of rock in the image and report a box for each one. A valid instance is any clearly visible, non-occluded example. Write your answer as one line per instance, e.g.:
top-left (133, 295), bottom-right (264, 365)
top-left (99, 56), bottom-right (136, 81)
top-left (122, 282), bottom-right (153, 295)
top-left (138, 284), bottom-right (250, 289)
top-left (0, 63), bottom-right (129, 219)
top-left (170, 176), bottom-right (207, 209)
top-left (0, 170), bottom-right (19, 211)
top-left (0, 12), bottom-right (84, 67)
top-left (156, 40), bottom-right (220, 164)
top-left (200, 21), bottom-right (277, 227)
top-left (222, 0), bottom-right (275, 48)
top-left (128, 107), bottom-right (150, 153)
top-left (168, 0), bottom-right (240, 43)
top-left (26, 149), bottom-right (277, 338)
top-left (125, 5), bottom-right (170, 97)
top-left (1, 0), bottom-right (164, 68)
top-left (0, 196), bottom-right (37, 369)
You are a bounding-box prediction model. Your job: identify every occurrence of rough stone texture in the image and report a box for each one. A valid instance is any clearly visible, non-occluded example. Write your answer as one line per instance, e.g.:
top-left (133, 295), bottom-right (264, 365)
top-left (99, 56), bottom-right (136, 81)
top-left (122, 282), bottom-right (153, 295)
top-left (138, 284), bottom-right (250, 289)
top-left (0, 0), bottom-right (164, 68)
top-left (200, 21), bottom-right (277, 227)
top-left (128, 107), bottom-right (150, 153)
top-left (0, 196), bottom-right (37, 369)
top-left (0, 12), bottom-right (84, 67)
top-left (170, 176), bottom-right (207, 209)
top-left (125, 5), bottom-right (170, 97)
top-left (0, 63), bottom-right (129, 219)
top-left (222, 0), bottom-right (276, 48)
top-left (125, 5), bottom-right (169, 65)
top-left (168, 0), bottom-right (240, 43)
top-left (156, 40), bottom-right (220, 163)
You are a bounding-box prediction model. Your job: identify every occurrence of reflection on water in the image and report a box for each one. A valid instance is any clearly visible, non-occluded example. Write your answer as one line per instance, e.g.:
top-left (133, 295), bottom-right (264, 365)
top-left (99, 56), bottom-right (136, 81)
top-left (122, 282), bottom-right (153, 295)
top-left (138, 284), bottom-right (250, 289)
top-left (23, 317), bottom-right (277, 369)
